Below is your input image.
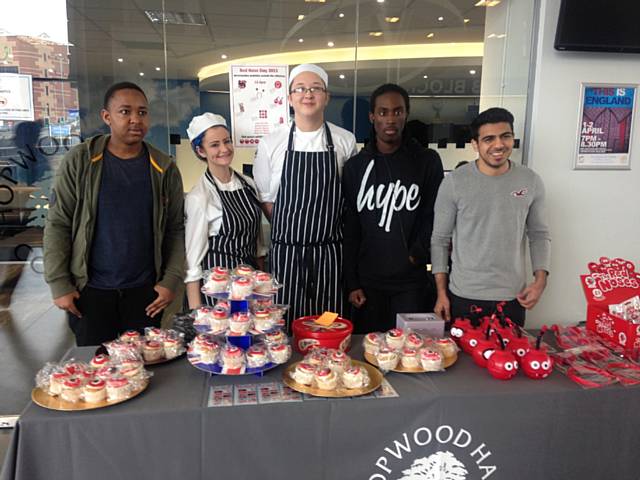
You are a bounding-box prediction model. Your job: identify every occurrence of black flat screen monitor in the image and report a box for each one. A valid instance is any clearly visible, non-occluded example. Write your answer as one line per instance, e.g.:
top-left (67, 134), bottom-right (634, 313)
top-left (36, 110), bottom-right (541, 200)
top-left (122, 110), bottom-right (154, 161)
top-left (554, 0), bottom-right (640, 54)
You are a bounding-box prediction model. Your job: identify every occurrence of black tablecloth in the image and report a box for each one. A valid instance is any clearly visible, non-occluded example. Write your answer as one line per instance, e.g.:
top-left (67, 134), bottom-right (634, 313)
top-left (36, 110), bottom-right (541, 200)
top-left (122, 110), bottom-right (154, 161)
top-left (2, 338), bottom-right (640, 480)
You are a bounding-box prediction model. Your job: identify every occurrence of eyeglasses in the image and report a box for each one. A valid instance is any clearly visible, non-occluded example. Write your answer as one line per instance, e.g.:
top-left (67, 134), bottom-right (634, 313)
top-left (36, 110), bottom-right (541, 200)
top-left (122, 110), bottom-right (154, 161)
top-left (290, 86), bottom-right (327, 95)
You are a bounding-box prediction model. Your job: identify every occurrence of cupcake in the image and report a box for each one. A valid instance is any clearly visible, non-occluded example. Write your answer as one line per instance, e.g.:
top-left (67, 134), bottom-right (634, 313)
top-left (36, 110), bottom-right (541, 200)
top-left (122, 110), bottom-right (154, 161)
top-left (95, 365), bottom-right (118, 381)
top-left (194, 306), bottom-right (215, 327)
top-left (420, 349), bottom-right (444, 371)
top-left (211, 266), bottom-right (230, 277)
top-left (254, 272), bottom-right (274, 293)
top-left (234, 264), bottom-right (254, 277)
top-left (314, 367), bottom-right (338, 390)
top-left (195, 338), bottom-right (220, 364)
top-left (252, 298), bottom-right (273, 311)
top-left (264, 330), bottom-right (287, 346)
top-left (268, 343), bottom-right (291, 364)
top-left (215, 300), bottom-right (231, 311)
top-left (145, 327), bottom-right (164, 341)
top-left (142, 340), bottom-right (163, 362)
top-left (229, 312), bottom-right (251, 335)
top-left (400, 348), bottom-right (420, 369)
top-left (120, 330), bottom-right (141, 344)
top-left (163, 337), bottom-right (181, 359)
top-left (49, 371), bottom-right (69, 396)
top-left (63, 362), bottom-right (86, 376)
top-left (385, 328), bottom-right (406, 350)
top-left (230, 276), bottom-right (253, 299)
top-left (343, 365), bottom-right (366, 389)
top-left (106, 377), bottom-right (131, 401)
top-left (90, 354), bottom-right (110, 370)
top-left (292, 362), bottom-right (316, 385)
top-left (252, 308), bottom-right (273, 333)
top-left (119, 360), bottom-right (144, 383)
top-left (363, 332), bottom-right (383, 355)
top-left (83, 378), bottom-right (107, 403)
top-left (203, 274), bottom-right (229, 294)
top-left (221, 345), bottom-right (244, 369)
top-left (435, 338), bottom-right (458, 358)
top-left (305, 348), bottom-right (327, 367)
top-left (376, 346), bottom-right (399, 371)
top-left (210, 306), bottom-right (230, 333)
top-left (79, 368), bottom-right (96, 385)
top-left (328, 350), bottom-right (349, 372)
top-left (246, 345), bottom-right (269, 368)
top-left (405, 332), bottom-right (424, 350)
top-left (61, 377), bottom-right (83, 403)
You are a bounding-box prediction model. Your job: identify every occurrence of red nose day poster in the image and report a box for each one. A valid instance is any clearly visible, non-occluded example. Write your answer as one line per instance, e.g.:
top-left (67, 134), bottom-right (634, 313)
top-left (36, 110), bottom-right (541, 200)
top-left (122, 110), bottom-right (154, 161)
top-left (575, 84), bottom-right (637, 169)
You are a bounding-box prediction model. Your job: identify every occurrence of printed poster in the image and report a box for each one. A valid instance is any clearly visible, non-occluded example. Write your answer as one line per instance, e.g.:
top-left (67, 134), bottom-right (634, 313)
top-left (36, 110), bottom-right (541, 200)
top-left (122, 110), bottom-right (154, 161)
top-left (575, 84), bottom-right (637, 169)
top-left (229, 64), bottom-right (289, 148)
top-left (0, 73), bottom-right (35, 121)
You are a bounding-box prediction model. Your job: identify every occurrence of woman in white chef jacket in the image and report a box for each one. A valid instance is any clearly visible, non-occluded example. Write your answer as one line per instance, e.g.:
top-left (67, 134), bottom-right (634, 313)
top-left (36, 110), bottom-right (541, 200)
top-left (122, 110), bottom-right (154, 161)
top-left (184, 113), bottom-right (266, 308)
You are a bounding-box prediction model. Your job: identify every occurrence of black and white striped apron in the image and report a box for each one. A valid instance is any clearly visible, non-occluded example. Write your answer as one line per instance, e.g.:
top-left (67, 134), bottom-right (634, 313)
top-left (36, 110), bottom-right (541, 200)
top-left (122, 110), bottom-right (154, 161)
top-left (271, 122), bottom-right (344, 324)
top-left (201, 169), bottom-right (262, 306)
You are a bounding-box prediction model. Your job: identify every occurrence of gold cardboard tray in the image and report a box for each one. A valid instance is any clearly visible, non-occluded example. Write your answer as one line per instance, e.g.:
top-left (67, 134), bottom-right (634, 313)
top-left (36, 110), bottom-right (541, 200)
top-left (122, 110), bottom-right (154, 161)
top-left (31, 380), bottom-right (148, 411)
top-left (283, 360), bottom-right (383, 398)
top-left (364, 351), bottom-right (457, 373)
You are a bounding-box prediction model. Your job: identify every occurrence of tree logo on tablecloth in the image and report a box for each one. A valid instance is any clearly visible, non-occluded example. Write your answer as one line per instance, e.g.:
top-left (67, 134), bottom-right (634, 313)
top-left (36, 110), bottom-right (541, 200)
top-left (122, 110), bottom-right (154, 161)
top-left (368, 425), bottom-right (497, 480)
top-left (398, 451), bottom-right (468, 479)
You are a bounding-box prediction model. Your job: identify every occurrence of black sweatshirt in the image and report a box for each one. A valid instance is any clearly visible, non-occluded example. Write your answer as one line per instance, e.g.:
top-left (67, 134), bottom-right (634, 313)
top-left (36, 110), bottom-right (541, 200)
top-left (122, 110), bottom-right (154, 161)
top-left (342, 137), bottom-right (444, 293)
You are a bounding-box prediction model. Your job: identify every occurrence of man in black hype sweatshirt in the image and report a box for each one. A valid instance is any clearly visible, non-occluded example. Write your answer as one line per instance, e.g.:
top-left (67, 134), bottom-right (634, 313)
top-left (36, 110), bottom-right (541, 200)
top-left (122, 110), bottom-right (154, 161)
top-left (342, 84), bottom-right (444, 333)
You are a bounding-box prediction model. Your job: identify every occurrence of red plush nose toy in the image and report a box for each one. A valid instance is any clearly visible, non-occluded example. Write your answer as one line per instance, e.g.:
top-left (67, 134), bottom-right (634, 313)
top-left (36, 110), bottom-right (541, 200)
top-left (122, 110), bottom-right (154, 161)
top-left (522, 326), bottom-right (554, 380)
top-left (471, 325), bottom-right (497, 368)
top-left (487, 333), bottom-right (519, 380)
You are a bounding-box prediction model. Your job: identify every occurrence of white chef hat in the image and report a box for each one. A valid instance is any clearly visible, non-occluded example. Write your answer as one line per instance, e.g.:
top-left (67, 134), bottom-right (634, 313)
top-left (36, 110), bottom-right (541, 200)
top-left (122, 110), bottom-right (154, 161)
top-left (187, 112), bottom-right (228, 142)
top-left (288, 64), bottom-right (329, 89)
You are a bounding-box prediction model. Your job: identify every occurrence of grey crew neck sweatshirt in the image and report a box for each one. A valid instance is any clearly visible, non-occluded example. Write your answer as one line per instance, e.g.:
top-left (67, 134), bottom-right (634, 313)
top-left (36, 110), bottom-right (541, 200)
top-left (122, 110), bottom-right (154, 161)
top-left (430, 161), bottom-right (551, 301)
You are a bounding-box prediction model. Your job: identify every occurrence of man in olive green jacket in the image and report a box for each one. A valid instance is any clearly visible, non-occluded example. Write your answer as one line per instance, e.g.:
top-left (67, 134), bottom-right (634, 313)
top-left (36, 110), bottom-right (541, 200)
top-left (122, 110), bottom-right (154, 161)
top-left (44, 82), bottom-right (185, 345)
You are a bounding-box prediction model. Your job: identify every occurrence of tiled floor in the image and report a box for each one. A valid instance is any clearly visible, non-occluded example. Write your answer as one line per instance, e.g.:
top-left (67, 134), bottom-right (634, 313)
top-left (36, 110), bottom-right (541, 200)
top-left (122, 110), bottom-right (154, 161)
top-left (0, 250), bottom-right (75, 467)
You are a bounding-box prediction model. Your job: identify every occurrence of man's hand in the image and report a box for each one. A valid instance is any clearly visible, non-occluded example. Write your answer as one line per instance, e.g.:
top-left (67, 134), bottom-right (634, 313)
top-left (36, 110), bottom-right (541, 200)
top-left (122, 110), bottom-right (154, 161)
top-left (145, 285), bottom-right (176, 318)
top-left (348, 289), bottom-right (367, 308)
top-left (434, 293), bottom-right (451, 322)
top-left (54, 291), bottom-right (82, 317)
top-left (517, 271), bottom-right (548, 309)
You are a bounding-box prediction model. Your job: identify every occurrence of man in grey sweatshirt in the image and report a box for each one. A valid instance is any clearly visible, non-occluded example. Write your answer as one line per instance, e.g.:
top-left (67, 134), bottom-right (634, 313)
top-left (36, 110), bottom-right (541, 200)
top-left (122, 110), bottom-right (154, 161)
top-left (430, 108), bottom-right (551, 326)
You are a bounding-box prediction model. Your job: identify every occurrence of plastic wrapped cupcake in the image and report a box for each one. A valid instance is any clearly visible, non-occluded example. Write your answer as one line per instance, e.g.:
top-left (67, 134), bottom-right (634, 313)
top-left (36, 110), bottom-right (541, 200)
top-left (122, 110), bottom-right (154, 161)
top-left (327, 350), bottom-right (349, 373)
top-left (49, 370), bottom-right (69, 396)
top-left (435, 338), bottom-right (458, 358)
top-left (90, 354), bottom-right (110, 370)
top-left (363, 332), bottom-right (383, 355)
top-left (342, 365), bottom-right (367, 389)
top-left (314, 367), bottom-right (338, 390)
top-left (106, 376), bottom-right (131, 401)
top-left (400, 347), bottom-right (420, 369)
top-left (61, 377), bottom-right (83, 403)
top-left (376, 346), bottom-right (399, 371)
top-left (203, 273), bottom-right (229, 294)
top-left (120, 330), bottom-right (142, 345)
top-left (246, 344), bottom-right (269, 369)
top-left (385, 328), bottom-right (406, 350)
top-left (268, 343), bottom-right (291, 364)
top-left (291, 362), bottom-right (316, 385)
top-left (229, 312), bottom-right (251, 335)
top-left (420, 348), bottom-right (444, 372)
top-left (263, 330), bottom-right (287, 346)
top-left (119, 360), bottom-right (145, 383)
top-left (207, 306), bottom-right (228, 333)
top-left (305, 348), bottom-right (329, 367)
top-left (254, 272), bottom-right (274, 293)
top-left (142, 340), bottom-right (163, 362)
top-left (193, 337), bottom-right (220, 364)
top-left (145, 327), bottom-right (164, 342)
top-left (252, 308), bottom-right (273, 333)
top-left (230, 276), bottom-right (254, 300)
top-left (221, 344), bottom-right (245, 370)
top-left (83, 378), bottom-right (107, 403)
top-left (233, 264), bottom-right (255, 277)
top-left (405, 332), bottom-right (424, 350)
top-left (194, 306), bottom-right (215, 328)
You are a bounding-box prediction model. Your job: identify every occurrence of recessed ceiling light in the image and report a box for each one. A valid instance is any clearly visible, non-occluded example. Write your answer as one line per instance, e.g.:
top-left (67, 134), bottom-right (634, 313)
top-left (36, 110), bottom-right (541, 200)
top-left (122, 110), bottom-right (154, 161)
top-left (475, 0), bottom-right (501, 6)
top-left (221, 54), bottom-right (228, 59)
top-left (438, 16), bottom-right (444, 21)
top-left (327, 41), bottom-right (335, 47)
top-left (48, 68), bottom-right (54, 73)
top-left (487, 33), bottom-right (496, 38)
top-left (139, 72), bottom-right (145, 76)
top-left (298, 14), bottom-right (305, 20)
top-left (298, 38), bottom-right (304, 43)
top-left (423, 75), bottom-right (428, 79)
top-left (469, 69), bottom-right (476, 75)
top-left (369, 31), bottom-right (384, 37)
top-left (117, 58), bottom-right (124, 63)
top-left (385, 16), bottom-right (400, 23)
top-left (464, 18), bottom-right (470, 23)
top-left (155, 67), bottom-right (161, 71)
top-left (497, 33), bottom-right (506, 38)
top-left (377, 0), bottom-right (385, 3)
top-left (339, 74), bottom-right (345, 79)
top-left (304, 0), bottom-right (325, 2)
top-left (339, 13), bottom-right (345, 18)
top-left (427, 32), bottom-right (435, 38)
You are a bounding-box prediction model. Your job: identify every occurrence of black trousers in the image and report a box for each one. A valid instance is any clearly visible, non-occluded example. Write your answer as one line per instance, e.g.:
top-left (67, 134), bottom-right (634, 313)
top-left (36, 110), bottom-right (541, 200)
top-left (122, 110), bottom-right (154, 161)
top-left (68, 283), bottom-right (160, 346)
top-left (351, 285), bottom-right (433, 334)
top-left (449, 291), bottom-right (526, 327)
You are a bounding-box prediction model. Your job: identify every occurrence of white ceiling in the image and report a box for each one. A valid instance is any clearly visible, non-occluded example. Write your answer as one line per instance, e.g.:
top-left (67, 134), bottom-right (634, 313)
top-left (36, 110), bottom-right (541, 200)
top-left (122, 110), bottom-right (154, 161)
top-left (67, 0), bottom-right (487, 90)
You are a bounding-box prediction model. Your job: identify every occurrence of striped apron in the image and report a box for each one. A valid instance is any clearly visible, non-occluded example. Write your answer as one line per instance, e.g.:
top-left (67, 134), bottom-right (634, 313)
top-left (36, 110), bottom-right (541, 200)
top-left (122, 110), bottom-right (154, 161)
top-left (201, 169), bottom-right (262, 306)
top-left (271, 122), bottom-right (344, 325)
